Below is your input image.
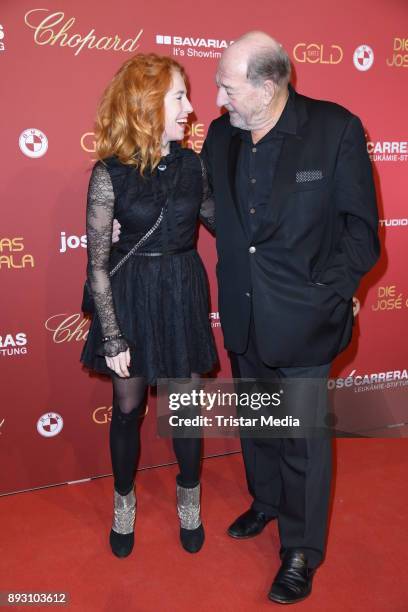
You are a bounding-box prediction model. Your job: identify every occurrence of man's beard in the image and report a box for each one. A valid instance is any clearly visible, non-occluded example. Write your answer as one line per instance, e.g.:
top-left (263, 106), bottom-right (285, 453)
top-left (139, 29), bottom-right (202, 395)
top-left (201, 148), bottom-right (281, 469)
top-left (228, 110), bottom-right (250, 130)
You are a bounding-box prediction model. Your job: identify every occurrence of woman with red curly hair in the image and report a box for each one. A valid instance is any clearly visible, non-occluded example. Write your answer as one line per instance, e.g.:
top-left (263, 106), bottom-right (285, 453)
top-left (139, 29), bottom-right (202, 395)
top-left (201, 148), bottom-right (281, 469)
top-left (80, 54), bottom-right (217, 558)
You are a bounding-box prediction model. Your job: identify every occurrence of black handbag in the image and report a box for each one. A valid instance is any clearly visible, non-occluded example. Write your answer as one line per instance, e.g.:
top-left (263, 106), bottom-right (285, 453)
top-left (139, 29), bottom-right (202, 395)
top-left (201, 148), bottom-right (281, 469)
top-left (81, 207), bottom-right (164, 314)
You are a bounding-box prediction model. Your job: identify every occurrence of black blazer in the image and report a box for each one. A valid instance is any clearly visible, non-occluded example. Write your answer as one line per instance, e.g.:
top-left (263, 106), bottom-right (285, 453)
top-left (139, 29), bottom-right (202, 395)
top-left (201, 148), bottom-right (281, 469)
top-left (201, 87), bottom-right (380, 366)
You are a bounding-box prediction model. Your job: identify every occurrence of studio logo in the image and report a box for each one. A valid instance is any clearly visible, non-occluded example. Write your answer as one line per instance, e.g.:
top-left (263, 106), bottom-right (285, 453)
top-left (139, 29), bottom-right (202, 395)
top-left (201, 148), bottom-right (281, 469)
top-left (353, 45), bottom-right (374, 71)
top-left (0, 333), bottom-right (28, 357)
top-left (379, 218), bottom-right (408, 228)
top-left (45, 313), bottom-right (89, 344)
top-left (0, 237), bottom-right (35, 270)
top-left (155, 34), bottom-right (232, 59)
top-left (60, 232), bottom-right (87, 253)
top-left (19, 128), bottom-right (48, 159)
top-left (0, 24), bottom-right (5, 51)
top-left (37, 412), bottom-right (64, 437)
top-left (24, 9), bottom-right (143, 57)
top-left (386, 37), bottom-right (408, 68)
top-left (293, 43), bottom-right (343, 64)
top-left (367, 140), bottom-right (408, 162)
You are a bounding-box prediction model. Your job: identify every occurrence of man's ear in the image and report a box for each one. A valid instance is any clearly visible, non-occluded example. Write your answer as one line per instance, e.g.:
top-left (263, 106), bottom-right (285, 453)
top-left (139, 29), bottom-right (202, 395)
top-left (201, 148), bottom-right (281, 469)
top-left (263, 80), bottom-right (276, 105)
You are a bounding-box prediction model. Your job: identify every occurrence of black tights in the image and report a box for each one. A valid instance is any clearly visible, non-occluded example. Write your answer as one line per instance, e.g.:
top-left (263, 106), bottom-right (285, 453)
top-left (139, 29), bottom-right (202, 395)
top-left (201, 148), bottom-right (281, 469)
top-left (109, 374), bottom-right (202, 495)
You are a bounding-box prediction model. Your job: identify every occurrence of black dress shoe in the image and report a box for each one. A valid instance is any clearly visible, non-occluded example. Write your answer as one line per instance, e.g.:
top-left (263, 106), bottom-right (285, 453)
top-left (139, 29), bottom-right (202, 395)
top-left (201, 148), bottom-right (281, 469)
top-left (268, 549), bottom-right (315, 604)
top-left (227, 508), bottom-right (274, 539)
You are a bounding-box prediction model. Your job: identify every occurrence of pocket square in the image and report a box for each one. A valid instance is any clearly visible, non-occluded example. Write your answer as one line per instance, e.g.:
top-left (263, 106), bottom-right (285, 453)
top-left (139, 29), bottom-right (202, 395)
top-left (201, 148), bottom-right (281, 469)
top-left (296, 170), bottom-right (323, 183)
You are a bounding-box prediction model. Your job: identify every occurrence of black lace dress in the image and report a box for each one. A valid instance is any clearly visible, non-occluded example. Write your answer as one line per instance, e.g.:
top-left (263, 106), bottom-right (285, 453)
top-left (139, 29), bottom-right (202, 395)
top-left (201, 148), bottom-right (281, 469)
top-left (80, 144), bottom-right (217, 385)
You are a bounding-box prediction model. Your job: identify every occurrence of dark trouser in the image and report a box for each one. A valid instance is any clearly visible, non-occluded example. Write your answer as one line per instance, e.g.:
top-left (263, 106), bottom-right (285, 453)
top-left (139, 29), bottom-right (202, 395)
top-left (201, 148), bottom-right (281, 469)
top-left (229, 317), bottom-right (332, 569)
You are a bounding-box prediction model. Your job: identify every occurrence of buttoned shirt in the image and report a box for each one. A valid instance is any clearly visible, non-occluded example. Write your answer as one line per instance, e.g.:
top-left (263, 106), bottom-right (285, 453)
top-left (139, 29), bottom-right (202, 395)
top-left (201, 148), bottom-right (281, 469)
top-left (235, 87), bottom-right (297, 235)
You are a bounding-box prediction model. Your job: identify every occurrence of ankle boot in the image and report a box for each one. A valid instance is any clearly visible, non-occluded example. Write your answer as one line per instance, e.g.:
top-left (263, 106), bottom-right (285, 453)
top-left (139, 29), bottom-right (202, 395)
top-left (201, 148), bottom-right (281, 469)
top-left (176, 475), bottom-right (205, 553)
top-left (109, 487), bottom-right (136, 558)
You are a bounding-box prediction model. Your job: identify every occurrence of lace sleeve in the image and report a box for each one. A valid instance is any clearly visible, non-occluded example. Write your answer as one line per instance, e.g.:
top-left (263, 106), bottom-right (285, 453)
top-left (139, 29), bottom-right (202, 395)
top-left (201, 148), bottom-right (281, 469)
top-left (198, 155), bottom-right (216, 235)
top-left (86, 162), bottom-right (129, 357)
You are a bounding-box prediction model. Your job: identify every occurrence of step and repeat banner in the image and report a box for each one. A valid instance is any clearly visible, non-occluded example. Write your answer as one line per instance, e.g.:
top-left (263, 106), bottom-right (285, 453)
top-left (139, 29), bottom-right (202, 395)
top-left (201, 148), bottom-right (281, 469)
top-left (1, 0), bottom-right (407, 494)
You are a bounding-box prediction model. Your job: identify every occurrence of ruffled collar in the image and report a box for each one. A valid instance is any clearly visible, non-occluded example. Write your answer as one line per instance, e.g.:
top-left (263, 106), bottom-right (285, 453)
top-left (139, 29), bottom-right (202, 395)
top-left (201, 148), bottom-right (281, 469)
top-left (160, 140), bottom-right (183, 165)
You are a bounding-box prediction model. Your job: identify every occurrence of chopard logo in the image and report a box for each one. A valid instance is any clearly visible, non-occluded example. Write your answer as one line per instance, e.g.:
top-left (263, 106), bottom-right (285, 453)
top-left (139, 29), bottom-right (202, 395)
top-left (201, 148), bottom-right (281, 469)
top-left (45, 313), bottom-right (89, 343)
top-left (24, 9), bottom-right (143, 56)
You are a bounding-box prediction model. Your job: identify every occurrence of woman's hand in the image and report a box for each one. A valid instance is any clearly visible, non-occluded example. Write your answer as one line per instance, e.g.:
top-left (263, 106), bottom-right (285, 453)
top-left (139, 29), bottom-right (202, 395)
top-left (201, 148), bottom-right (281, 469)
top-left (112, 218), bottom-right (121, 244)
top-left (105, 348), bottom-right (131, 378)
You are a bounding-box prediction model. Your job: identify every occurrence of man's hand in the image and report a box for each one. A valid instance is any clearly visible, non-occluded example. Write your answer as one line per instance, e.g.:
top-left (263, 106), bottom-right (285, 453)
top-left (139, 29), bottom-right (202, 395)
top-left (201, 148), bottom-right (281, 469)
top-left (112, 218), bottom-right (121, 244)
top-left (105, 348), bottom-right (130, 378)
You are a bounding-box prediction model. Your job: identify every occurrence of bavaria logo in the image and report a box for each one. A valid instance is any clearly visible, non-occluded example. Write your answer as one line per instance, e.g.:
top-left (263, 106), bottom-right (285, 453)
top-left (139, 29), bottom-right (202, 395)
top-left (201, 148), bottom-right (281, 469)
top-left (353, 45), bottom-right (374, 71)
top-left (19, 128), bottom-right (48, 158)
top-left (37, 412), bottom-right (64, 437)
top-left (156, 34), bottom-right (231, 49)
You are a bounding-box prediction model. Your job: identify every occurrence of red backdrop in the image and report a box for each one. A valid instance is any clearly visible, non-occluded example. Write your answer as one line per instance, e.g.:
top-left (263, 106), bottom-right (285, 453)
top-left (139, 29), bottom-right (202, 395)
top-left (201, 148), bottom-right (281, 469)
top-left (1, 0), bottom-right (407, 494)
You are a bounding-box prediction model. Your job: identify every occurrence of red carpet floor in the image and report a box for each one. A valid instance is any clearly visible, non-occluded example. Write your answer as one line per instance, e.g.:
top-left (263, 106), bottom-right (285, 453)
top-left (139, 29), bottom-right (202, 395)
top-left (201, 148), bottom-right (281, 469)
top-left (1, 439), bottom-right (407, 611)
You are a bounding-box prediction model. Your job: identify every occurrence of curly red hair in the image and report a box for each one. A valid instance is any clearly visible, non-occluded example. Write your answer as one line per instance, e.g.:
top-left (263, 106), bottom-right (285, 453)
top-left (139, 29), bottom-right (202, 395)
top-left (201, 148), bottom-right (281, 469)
top-left (95, 53), bottom-right (187, 174)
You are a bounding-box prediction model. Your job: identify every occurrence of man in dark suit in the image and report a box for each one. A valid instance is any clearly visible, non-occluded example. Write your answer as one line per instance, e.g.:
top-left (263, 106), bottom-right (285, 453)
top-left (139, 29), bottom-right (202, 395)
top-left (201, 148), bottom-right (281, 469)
top-left (200, 31), bottom-right (380, 604)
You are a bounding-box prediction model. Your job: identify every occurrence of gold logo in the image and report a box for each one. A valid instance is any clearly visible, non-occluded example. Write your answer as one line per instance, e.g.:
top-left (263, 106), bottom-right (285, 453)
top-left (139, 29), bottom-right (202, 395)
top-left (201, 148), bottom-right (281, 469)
top-left (293, 43), bottom-right (343, 64)
top-left (45, 313), bottom-right (90, 343)
top-left (386, 37), bottom-right (408, 68)
top-left (93, 406), bottom-right (112, 424)
top-left (0, 237), bottom-right (35, 270)
top-left (93, 404), bottom-right (148, 424)
top-left (24, 9), bottom-right (143, 57)
top-left (81, 132), bottom-right (96, 153)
